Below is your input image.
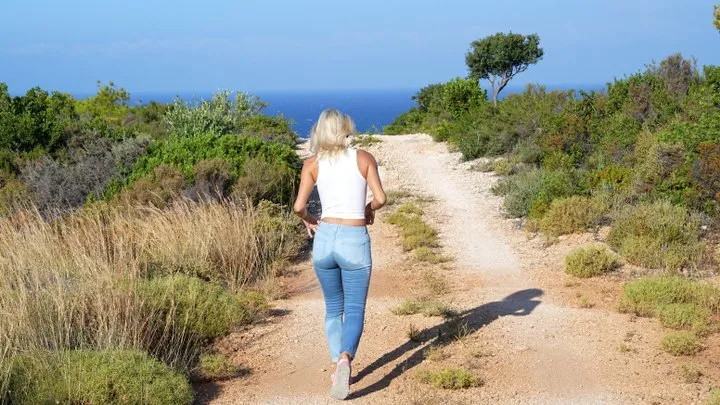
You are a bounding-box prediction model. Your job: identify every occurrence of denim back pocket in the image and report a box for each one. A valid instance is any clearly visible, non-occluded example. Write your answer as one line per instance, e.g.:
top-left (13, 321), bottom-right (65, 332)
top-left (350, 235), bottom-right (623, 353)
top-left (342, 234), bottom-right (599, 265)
top-left (335, 233), bottom-right (371, 271)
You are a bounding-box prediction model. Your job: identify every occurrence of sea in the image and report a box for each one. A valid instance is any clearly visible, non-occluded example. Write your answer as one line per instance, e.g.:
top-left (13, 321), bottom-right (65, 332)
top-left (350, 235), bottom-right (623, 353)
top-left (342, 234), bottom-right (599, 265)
top-left (129, 89), bottom-right (418, 139)
top-left (74, 84), bottom-right (604, 139)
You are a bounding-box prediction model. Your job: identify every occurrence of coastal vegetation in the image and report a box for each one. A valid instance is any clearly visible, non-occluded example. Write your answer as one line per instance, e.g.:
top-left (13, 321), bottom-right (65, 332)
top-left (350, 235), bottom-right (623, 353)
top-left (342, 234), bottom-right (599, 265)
top-left (387, 18), bottom-right (720, 399)
top-left (0, 82), bottom-right (303, 401)
top-left (386, 29), bottom-right (720, 274)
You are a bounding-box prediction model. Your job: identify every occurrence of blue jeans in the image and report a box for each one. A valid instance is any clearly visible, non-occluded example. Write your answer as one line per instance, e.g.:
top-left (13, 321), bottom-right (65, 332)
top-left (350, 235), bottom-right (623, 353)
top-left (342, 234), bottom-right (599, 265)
top-left (312, 222), bottom-right (372, 362)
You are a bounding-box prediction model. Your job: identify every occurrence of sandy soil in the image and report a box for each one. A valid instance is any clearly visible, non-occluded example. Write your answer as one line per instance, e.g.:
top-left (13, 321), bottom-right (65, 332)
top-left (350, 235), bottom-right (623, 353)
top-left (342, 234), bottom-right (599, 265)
top-left (197, 134), bottom-right (719, 405)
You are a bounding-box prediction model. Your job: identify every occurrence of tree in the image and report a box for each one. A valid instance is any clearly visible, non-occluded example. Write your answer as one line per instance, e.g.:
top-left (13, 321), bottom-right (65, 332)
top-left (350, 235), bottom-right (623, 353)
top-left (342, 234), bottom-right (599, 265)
top-left (715, 4), bottom-right (720, 31)
top-left (465, 32), bottom-right (544, 106)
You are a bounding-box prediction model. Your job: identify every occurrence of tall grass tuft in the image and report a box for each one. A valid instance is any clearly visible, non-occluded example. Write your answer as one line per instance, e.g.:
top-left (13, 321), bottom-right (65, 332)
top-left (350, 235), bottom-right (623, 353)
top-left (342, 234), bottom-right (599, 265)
top-left (0, 199), bottom-right (301, 395)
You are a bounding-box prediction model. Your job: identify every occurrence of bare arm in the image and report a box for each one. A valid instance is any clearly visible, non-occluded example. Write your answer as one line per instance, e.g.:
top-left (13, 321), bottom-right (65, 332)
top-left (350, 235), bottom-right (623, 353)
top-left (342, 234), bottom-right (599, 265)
top-left (293, 158), bottom-right (319, 236)
top-left (359, 150), bottom-right (386, 212)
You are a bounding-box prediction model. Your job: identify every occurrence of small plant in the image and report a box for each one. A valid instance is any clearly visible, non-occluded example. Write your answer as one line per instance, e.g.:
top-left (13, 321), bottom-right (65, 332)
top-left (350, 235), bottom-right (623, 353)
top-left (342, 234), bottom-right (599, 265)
top-left (539, 196), bottom-right (605, 236)
top-left (194, 353), bottom-right (241, 381)
top-left (391, 299), bottom-right (453, 318)
top-left (470, 160), bottom-right (494, 172)
top-left (677, 363), bottom-right (703, 383)
top-left (397, 202), bottom-right (424, 216)
top-left (407, 323), bottom-right (421, 342)
top-left (350, 134), bottom-right (382, 147)
top-left (491, 159), bottom-right (513, 176)
top-left (385, 189), bottom-right (413, 206)
top-left (387, 211), bottom-right (439, 251)
top-left (618, 342), bottom-right (635, 353)
top-left (424, 345), bottom-right (449, 362)
top-left (661, 331), bottom-right (702, 356)
top-left (655, 303), bottom-right (710, 335)
top-left (414, 247), bottom-right (452, 264)
top-left (564, 244), bottom-right (621, 278)
top-left (708, 388), bottom-right (720, 405)
top-left (578, 295), bottom-right (595, 308)
top-left (6, 349), bottom-right (193, 405)
top-left (607, 201), bottom-right (707, 272)
top-left (415, 368), bottom-right (481, 389)
top-left (617, 276), bottom-right (720, 317)
top-left (422, 270), bottom-right (451, 296)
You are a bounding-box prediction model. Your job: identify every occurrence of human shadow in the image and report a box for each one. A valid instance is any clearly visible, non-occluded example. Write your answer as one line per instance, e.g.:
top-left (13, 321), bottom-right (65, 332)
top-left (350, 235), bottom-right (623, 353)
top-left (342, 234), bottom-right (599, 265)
top-left (350, 288), bottom-right (543, 399)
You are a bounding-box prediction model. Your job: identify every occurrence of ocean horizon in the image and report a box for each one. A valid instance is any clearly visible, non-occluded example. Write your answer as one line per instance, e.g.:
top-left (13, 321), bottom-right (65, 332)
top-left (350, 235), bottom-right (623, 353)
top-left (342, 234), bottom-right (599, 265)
top-left (61, 84), bottom-right (604, 138)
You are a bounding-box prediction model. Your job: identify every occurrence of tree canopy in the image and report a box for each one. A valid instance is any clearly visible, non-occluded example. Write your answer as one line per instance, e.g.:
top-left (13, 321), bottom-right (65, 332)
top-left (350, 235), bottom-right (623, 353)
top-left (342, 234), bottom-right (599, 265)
top-left (715, 4), bottom-right (720, 31)
top-left (465, 32), bottom-right (544, 106)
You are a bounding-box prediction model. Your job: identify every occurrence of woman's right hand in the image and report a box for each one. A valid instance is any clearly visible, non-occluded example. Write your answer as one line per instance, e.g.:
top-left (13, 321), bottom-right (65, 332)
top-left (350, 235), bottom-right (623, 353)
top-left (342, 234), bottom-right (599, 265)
top-left (365, 203), bottom-right (375, 225)
top-left (303, 216), bottom-right (319, 237)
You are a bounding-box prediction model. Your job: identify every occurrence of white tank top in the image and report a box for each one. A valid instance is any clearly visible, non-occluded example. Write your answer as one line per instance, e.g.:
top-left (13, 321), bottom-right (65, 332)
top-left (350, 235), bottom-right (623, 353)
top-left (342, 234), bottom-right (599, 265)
top-left (316, 148), bottom-right (367, 220)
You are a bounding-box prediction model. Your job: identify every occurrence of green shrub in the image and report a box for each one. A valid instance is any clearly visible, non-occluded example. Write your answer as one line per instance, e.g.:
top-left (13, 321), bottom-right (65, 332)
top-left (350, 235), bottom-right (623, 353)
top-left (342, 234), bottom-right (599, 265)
top-left (416, 368), bottom-right (481, 389)
top-left (387, 211), bottom-right (439, 251)
top-left (396, 202), bottom-right (423, 216)
top-left (391, 299), bottom-right (453, 318)
top-left (108, 133), bottom-right (300, 205)
top-left (414, 246), bottom-right (452, 264)
top-left (708, 388), bottom-right (720, 405)
top-left (241, 114), bottom-right (296, 147)
top-left (511, 138), bottom-right (542, 165)
top-left (194, 353), bottom-right (240, 381)
top-left (655, 303), bottom-right (710, 335)
top-left (121, 165), bottom-right (185, 207)
top-left (617, 276), bottom-right (720, 317)
top-left (661, 331), bottom-right (702, 356)
top-left (6, 349), bottom-right (193, 405)
top-left (493, 168), bottom-right (579, 218)
top-left (135, 275), bottom-right (265, 341)
top-left (678, 363), bottom-right (703, 383)
top-left (383, 108), bottom-right (426, 135)
top-left (163, 90), bottom-right (266, 138)
top-left (539, 196), bottom-right (605, 236)
top-left (607, 201), bottom-right (707, 271)
top-left (564, 244), bottom-right (621, 278)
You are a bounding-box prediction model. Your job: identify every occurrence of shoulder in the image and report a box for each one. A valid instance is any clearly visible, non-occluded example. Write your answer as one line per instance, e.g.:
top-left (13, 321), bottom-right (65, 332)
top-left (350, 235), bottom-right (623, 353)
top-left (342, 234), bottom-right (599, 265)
top-left (355, 149), bottom-right (377, 166)
top-left (302, 156), bottom-right (318, 176)
top-left (302, 155), bottom-right (318, 169)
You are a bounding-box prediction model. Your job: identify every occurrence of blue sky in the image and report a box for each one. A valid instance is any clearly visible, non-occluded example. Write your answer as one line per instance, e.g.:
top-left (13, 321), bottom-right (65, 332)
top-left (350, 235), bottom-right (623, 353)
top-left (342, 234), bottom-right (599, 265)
top-left (1, 0), bottom-right (718, 93)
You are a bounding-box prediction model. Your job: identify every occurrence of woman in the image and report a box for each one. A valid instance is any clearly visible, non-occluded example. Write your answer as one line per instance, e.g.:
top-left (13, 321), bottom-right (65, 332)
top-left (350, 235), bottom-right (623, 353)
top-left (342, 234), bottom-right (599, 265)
top-left (293, 108), bottom-right (386, 400)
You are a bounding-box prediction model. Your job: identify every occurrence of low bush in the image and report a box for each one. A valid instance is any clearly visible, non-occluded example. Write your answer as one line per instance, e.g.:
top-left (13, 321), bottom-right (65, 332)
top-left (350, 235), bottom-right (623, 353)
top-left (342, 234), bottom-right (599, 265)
top-left (607, 201), bottom-right (708, 272)
top-left (415, 368), bottom-right (481, 389)
top-left (708, 388), bottom-right (720, 405)
top-left (617, 276), bottom-right (720, 317)
top-left (678, 363), bottom-right (703, 383)
top-left (539, 196), bottom-right (605, 236)
top-left (106, 133), bottom-right (301, 205)
top-left (134, 275), bottom-right (260, 341)
top-left (493, 168), bottom-right (580, 218)
top-left (387, 211), bottom-right (439, 251)
top-left (350, 134), bottom-right (382, 148)
top-left (661, 331), bottom-right (702, 356)
top-left (655, 303), bottom-right (710, 335)
top-left (391, 298), bottom-right (453, 318)
top-left (193, 353), bottom-right (241, 381)
top-left (241, 114), bottom-right (297, 147)
top-left (414, 246), bottom-right (452, 264)
top-left (564, 244), bottom-right (621, 278)
top-left (120, 165), bottom-right (185, 207)
top-left (396, 202), bottom-right (424, 216)
top-left (6, 349), bottom-right (193, 405)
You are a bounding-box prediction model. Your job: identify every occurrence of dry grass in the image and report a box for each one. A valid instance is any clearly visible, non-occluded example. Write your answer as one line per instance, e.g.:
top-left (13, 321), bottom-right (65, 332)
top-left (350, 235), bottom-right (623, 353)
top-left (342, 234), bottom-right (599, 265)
top-left (0, 199), bottom-right (302, 394)
top-left (415, 368), bottom-right (481, 389)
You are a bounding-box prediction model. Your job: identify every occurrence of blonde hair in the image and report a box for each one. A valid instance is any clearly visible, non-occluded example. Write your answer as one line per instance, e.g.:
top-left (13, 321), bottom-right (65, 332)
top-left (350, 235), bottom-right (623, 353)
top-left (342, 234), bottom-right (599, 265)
top-left (309, 108), bottom-right (356, 160)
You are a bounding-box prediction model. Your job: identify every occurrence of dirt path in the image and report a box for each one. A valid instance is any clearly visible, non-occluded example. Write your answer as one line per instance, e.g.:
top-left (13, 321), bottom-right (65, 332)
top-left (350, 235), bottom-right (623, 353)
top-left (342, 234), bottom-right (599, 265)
top-left (199, 134), bottom-right (710, 405)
